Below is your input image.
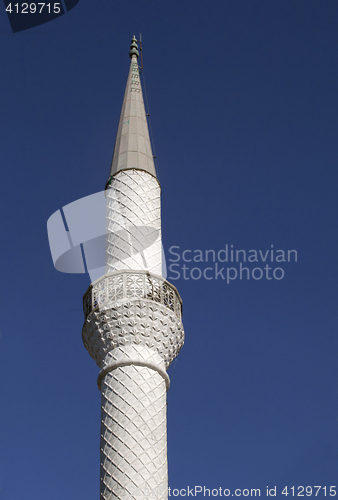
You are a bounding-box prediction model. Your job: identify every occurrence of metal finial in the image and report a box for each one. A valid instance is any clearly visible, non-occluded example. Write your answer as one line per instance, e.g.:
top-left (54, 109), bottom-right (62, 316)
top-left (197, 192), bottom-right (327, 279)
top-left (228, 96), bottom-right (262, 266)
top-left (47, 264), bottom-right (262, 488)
top-left (129, 35), bottom-right (139, 59)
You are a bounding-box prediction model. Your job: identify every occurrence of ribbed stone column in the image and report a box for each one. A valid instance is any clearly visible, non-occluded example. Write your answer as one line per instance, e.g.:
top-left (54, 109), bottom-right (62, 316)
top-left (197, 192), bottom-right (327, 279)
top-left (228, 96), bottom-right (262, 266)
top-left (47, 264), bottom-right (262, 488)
top-left (82, 272), bottom-right (184, 500)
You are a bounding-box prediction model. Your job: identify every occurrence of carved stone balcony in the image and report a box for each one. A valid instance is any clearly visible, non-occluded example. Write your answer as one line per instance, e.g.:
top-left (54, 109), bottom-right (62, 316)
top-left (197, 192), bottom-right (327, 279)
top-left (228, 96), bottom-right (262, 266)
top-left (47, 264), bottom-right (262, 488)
top-left (82, 271), bottom-right (184, 370)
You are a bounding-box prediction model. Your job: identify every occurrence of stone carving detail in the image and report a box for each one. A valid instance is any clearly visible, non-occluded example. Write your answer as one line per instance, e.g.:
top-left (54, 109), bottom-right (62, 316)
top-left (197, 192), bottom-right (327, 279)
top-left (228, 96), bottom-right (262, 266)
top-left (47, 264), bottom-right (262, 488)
top-left (105, 169), bottom-right (162, 276)
top-left (82, 271), bottom-right (184, 500)
top-left (100, 363), bottom-right (167, 500)
top-left (82, 271), bottom-right (184, 370)
top-left (84, 270), bottom-right (182, 319)
top-left (80, 44), bottom-right (183, 500)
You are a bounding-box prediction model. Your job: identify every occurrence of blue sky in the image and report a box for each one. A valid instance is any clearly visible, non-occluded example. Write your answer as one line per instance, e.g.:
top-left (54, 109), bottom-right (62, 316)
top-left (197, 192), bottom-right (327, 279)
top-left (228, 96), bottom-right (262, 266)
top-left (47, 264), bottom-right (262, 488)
top-left (0, 1), bottom-right (338, 498)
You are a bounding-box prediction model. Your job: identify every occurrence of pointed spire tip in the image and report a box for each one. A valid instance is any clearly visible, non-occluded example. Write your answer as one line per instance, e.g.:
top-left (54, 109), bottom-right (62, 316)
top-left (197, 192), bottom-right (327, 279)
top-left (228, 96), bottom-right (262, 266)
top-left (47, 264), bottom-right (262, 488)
top-left (129, 35), bottom-right (139, 59)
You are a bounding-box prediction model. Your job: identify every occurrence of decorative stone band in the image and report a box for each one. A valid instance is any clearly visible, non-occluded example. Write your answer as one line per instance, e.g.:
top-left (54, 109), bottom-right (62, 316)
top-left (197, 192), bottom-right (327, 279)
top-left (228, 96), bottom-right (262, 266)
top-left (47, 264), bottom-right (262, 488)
top-left (82, 270), bottom-right (184, 370)
top-left (97, 346), bottom-right (170, 391)
top-left (83, 270), bottom-right (182, 320)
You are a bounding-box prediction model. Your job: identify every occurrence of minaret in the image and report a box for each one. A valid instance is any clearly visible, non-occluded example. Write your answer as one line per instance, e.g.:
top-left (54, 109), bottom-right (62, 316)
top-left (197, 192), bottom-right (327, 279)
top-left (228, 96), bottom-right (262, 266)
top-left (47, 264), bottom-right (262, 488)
top-left (82, 37), bottom-right (185, 500)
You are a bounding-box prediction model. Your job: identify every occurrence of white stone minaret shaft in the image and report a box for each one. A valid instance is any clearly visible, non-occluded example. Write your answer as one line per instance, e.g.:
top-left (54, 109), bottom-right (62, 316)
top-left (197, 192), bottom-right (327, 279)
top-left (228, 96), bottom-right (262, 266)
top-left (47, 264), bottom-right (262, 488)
top-left (82, 37), bottom-right (184, 500)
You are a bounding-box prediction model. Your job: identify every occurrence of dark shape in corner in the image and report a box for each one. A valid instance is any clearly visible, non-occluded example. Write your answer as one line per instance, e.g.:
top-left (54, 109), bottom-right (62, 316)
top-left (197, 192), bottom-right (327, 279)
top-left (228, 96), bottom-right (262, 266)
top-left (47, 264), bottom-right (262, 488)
top-left (64, 0), bottom-right (80, 12)
top-left (4, 0), bottom-right (81, 33)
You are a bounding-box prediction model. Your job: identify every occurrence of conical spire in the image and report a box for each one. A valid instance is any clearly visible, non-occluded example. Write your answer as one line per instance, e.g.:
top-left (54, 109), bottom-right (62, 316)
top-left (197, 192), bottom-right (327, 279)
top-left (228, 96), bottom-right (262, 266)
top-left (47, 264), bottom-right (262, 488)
top-left (107, 36), bottom-right (157, 185)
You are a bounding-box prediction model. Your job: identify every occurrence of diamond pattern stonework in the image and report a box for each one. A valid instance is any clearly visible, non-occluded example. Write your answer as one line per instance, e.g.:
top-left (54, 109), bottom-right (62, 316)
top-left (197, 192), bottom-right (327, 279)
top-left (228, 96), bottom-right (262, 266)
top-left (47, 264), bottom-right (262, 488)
top-left (80, 42), bottom-right (184, 500)
top-left (82, 271), bottom-right (184, 500)
top-left (100, 365), bottom-right (167, 499)
top-left (105, 169), bottom-right (162, 276)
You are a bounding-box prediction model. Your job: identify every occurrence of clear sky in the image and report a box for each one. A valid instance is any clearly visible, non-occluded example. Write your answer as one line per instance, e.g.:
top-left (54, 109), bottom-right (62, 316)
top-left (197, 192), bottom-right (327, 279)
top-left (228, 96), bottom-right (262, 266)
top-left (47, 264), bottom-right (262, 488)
top-left (0, 1), bottom-right (338, 499)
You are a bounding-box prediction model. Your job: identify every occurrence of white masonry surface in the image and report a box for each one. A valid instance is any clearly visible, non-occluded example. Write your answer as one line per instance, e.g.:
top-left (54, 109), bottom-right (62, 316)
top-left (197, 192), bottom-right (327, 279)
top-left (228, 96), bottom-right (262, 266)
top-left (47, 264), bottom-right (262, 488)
top-left (105, 169), bottom-right (162, 276)
top-left (82, 41), bottom-right (184, 500)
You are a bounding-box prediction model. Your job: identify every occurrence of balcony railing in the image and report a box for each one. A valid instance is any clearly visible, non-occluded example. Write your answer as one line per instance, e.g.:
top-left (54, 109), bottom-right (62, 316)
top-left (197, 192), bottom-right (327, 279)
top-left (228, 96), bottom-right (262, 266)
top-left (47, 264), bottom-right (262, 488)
top-left (83, 271), bottom-right (182, 320)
